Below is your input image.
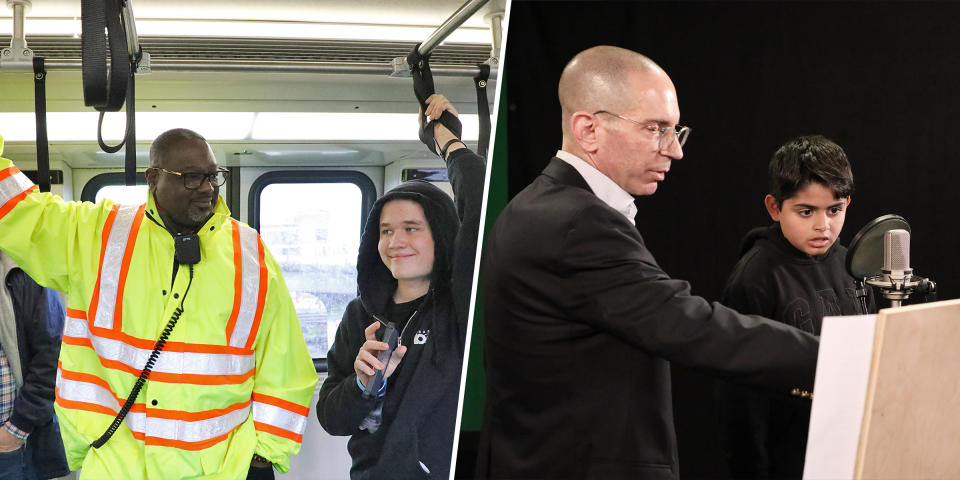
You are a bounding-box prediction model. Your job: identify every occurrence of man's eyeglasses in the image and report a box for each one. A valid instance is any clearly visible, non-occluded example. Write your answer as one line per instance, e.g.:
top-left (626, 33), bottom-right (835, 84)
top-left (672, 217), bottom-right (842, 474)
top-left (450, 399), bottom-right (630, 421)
top-left (152, 167), bottom-right (229, 190)
top-left (594, 110), bottom-right (691, 151)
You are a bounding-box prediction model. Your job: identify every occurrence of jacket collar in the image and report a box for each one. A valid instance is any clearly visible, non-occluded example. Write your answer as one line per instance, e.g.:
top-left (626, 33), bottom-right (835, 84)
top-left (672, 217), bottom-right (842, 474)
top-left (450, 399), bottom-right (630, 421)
top-left (542, 157), bottom-right (592, 192)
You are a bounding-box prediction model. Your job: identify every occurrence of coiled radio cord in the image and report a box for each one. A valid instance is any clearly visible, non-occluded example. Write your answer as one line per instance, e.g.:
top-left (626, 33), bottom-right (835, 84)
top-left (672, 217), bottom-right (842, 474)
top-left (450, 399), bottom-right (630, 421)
top-left (91, 263), bottom-right (195, 449)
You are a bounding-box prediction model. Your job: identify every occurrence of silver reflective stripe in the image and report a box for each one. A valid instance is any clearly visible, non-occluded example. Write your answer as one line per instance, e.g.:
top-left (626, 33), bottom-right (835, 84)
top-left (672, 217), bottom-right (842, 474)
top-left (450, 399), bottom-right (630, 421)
top-left (93, 204), bottom-right (140, 330)
top-left (125, 404), bottom-right (250, 442)
top-left (62, 315), bottom-right (88, 337)
top-left (58, 366), bottom-right (251, 444)
top-left (0, 168), bottom-right (34, 207)
top-left (229, 224), bottom-right (262, 348)
top-left (64, 316), bottom-right (255, 378)
top-left (253, 400), bottom-right (307, 436)
top-left (56, 369), bottom-right (118, 413)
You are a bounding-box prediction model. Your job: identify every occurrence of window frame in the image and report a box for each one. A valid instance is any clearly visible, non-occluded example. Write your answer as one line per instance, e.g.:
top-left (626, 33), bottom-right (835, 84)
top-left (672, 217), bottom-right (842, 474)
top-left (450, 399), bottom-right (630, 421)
top-left (79, 172), bottom-right (149, 203)
top-left (249, 170), bottom-right (376, 372)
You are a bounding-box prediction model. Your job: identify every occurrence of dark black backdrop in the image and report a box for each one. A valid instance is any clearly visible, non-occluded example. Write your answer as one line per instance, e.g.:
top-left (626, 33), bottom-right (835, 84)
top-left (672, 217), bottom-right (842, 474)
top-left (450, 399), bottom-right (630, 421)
top-left (498, 1), bottom-right (960, 477)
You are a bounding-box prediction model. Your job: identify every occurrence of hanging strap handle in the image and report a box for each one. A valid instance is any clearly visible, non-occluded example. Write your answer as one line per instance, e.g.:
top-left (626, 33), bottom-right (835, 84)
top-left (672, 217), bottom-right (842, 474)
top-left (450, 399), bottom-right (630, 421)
top-left (473, 63), bottom-right (491, 158)
top-left (82, 0), bottom-right (139, 185)
top-left (32, 56), bottom-right (50, 193)
top-left (81, 0), bottom-right (129, 112)
top-left (408, 45), bottom-right (462, 154)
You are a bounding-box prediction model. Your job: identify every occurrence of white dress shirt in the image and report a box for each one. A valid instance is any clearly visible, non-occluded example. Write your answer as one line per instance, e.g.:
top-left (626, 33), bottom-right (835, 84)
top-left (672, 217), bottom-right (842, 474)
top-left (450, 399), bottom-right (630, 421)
top-left (555, 150), bottom-right (637, 225)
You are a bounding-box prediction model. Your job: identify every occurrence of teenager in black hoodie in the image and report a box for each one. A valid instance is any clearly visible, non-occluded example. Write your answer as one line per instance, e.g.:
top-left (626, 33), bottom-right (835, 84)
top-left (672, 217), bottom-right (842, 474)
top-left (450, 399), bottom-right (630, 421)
top-left (316, 94), bottom-right (485, 479)
top-left (716, 135), bottom-right (875, 479)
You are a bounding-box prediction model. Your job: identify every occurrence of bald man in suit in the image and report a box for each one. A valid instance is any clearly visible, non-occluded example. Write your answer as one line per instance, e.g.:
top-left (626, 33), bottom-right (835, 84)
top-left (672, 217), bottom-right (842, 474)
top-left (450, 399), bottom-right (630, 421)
top-left (476, 46), bottom-right (819, 480)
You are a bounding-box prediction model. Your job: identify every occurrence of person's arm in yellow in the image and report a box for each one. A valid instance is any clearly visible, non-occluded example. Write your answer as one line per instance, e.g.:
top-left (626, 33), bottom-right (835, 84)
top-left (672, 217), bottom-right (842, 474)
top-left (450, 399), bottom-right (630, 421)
top-left (0, 140), bottom-right (123, 469)
top-left (248, 242), bottom-right (319, 473)
top-left (0, 148), bottom-right (115, 295)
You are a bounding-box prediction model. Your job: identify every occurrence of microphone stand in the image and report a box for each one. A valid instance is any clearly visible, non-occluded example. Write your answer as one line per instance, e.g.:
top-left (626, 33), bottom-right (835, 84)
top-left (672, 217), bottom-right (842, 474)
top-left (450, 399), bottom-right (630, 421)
top-left (865, 271), bottom-right (934, 308)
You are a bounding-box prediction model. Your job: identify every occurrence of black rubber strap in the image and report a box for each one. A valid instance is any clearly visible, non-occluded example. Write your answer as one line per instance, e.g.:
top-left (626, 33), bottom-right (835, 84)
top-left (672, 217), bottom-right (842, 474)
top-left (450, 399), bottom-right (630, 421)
top-left (407, 44), bottom-right (435, 111)
top-left (440, 138), bottom-right (464, 160)
top-left (81, 0), bottom-right (129, 112)
top-left (474, 64), bottom-right (491, 158)
top-left (33, 57), bottom-right (50, 193)
top-left (124, 69), bottom-right (137, 186)
top-left (408, 44), bottom-right (464, 152)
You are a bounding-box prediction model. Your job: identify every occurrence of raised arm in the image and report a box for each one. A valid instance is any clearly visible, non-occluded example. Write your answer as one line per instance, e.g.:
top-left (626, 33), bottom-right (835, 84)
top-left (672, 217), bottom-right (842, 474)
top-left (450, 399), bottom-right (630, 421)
top-left (421, 94), bottom-right (487, 329)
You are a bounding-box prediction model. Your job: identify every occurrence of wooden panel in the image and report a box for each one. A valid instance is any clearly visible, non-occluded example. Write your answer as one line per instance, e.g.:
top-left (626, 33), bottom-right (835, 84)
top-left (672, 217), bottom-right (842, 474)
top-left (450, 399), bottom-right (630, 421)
top-left (856, 299), bottom-right (960, 478)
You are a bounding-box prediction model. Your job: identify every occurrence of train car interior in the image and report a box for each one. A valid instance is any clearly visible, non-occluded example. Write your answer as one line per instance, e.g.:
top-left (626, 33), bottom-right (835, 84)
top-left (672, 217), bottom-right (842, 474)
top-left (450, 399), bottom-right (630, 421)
top-left (0, 0), bottom-right (502, 477)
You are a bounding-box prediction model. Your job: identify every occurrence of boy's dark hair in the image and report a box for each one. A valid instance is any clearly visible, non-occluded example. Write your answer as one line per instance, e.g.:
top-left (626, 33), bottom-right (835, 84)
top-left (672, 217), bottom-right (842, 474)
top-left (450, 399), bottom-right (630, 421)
top-left (768, 135), bottom-right (854, 206)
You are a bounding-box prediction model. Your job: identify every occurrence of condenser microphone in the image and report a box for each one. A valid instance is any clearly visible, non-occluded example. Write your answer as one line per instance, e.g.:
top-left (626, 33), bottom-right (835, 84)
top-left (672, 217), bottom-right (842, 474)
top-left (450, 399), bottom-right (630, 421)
top-left (866, 228), bottom-right (935, 307)
top-left (882, 229), bottom-right (912, 282)
top-left (847, 215), bottom-right (936, 309)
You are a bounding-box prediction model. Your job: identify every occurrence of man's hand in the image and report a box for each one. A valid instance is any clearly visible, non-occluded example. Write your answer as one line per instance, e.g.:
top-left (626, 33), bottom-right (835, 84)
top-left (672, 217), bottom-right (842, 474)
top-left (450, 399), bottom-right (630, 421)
top-left (247, 455), bottom-right (275, 480)
top-left (0, 426), bottom-right (24, 453)
top-left (420, 94), bottom-right (465, 157)
top-left (353, 321), bottom-right (408, 387)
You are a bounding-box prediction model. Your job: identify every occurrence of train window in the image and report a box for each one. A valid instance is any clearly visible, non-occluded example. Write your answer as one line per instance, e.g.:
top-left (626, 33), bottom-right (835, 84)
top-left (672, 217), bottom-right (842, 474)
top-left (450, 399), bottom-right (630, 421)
top-left (80, 172), bottom-right (149, 204)
top-left (95, 185), bottom-right (150, 204)
top-left (250, 171), bottom-right (376, 368)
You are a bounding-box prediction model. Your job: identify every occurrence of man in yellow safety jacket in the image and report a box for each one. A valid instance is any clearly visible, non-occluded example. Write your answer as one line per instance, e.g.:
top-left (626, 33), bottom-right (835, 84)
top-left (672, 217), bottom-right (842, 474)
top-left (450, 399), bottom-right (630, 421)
top-left (0, 129), bottom-right (318, 479)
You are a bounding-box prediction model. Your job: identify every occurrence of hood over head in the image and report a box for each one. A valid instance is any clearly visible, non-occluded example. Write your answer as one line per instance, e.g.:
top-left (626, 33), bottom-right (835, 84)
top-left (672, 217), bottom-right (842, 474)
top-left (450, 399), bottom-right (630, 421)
top-left (357, 180), bottom-right (460, 315)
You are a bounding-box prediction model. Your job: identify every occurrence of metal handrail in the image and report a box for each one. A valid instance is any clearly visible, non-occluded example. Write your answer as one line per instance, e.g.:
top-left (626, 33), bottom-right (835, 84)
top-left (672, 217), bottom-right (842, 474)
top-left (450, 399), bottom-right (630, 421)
top-left (418, 0), bottom-right (489, 56)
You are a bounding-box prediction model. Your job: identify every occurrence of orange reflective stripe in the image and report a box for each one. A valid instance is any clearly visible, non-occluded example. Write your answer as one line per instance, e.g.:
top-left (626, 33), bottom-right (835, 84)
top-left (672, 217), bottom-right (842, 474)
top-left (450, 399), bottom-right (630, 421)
top-left (63, 316), bottom-right (256, 385)
top-left (62, 334), bottom-right (93, 349)
top-left (0, 166), bottom-right (36, 220)
top-left (96, 356), bottom-right (255, 385)
top-left (141, 431), bottom-right (232, 451)
top-left (89, 204), bottom-right (143, 331)
top-left (227, 222), bottom-right (267, 349)
top-left (251, 392), bottom-right (309, 416)
top-left (113, 205), bottom-right (145, 331)
top-left (225, 220), bottom-right (243, 343)
top-left (59, 363), bottom-right (251, 420)
top-left (87, 205), bottom-right (120, 326)
top-left (58, 364), bottom-right (249, 448)
top-left (252, 392), bottom-right (308, 442)
top-left (58, 362), bottom-right (118, 398)
top-left (56, 366), bottom-right (122, 416)
top-left (56, 391), bottom-right (117, 417)
top-left (0, 187), bottom-right (37, 220)
top-left (64, 312), bottom-right (251, 356)
top-left (254, 421), bottom-right (303, 444)
top-left (0, 166), bottom-right (22, 182)
top-left (147, 399), bottom-right (251, 422)
top-left (127, 401), bottom-right (249, 446)
top-left (246, 237), bottom-right (268, 350)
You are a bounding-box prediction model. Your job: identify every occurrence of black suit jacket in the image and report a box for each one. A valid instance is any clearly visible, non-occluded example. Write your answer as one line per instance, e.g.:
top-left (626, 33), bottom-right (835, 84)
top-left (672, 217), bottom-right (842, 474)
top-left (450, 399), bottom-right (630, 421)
top-left (476, 158), bottom-right (819, 480)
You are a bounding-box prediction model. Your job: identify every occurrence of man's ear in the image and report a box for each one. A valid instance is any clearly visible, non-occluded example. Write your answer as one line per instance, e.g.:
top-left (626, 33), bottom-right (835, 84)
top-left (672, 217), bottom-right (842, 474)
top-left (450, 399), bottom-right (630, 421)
top-left (764, 194), bottom-right (782, 222)
top-left (145, 168), bottom-right (158, 191)
top-left (569, 111), bottom-right (600, 154)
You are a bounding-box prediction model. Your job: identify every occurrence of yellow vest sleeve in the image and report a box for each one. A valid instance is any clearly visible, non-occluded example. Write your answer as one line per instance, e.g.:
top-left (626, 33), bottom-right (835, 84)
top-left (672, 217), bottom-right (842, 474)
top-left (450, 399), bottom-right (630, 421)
top-left (0, 156), bottom-right (116, 296)
top-left (249, 244), bottom-right (319, 473)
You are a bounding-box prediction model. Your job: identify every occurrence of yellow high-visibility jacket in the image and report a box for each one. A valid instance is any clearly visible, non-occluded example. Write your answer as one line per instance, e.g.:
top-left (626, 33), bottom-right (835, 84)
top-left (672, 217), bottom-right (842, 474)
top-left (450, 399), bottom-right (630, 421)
top-left (0, 138), bottom-right (318, 479)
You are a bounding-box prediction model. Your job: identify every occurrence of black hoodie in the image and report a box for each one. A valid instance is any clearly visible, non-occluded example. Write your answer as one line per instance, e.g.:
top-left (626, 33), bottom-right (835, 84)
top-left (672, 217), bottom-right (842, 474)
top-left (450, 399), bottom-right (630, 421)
top-left (316, 148), bottom-right (485, 479)
top-left (716, 223), bottom-right (874, 479)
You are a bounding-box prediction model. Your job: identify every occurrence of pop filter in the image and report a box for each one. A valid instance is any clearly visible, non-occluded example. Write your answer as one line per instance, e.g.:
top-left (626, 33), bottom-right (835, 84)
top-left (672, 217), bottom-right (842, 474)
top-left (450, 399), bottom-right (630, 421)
top-left (845, 214), bottom-right (911, 280)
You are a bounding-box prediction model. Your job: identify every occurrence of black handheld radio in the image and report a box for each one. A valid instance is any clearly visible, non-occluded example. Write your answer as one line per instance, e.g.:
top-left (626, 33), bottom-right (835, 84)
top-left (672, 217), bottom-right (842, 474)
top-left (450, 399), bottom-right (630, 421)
top-left (363, 322), bottom-right (399, 398)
